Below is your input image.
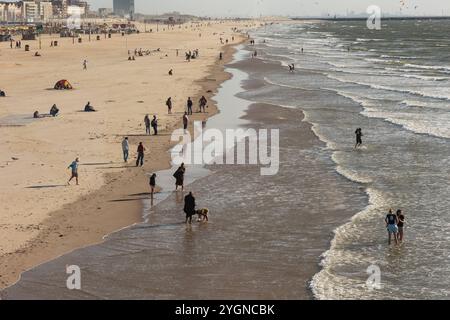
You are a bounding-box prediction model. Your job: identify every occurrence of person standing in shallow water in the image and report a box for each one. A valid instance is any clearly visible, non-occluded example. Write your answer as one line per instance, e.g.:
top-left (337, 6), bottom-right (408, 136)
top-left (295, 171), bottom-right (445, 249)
top-left (355, 128), bottom-right (363, 148)
top-left (149, 173), bottom-right (156, 197)
top-left (385, 208), bottom-right (399, 245)
top-left (396, 209), bottom-right (406, 242)
top-left (184, 192), bottom-right (196, 224)
top-left (173, 163), bottom-right (186, 191)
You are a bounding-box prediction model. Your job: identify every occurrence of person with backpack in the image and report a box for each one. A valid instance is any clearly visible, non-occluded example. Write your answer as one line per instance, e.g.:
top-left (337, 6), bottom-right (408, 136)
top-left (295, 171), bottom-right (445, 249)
top-left (151, 115), bottom-right (158, 135)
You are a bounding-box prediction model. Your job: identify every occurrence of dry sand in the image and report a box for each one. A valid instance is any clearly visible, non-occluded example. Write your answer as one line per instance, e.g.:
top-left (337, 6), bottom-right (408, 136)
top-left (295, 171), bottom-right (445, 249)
top-left (0, 20), bottom-right (258, 289)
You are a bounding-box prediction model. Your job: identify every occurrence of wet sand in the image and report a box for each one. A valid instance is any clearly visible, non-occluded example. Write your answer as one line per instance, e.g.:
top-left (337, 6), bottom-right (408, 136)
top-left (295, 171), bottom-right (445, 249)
top-left (0, 21), bottom-right (251, 289)
top-left (2, 93), bottom-right (366, 299)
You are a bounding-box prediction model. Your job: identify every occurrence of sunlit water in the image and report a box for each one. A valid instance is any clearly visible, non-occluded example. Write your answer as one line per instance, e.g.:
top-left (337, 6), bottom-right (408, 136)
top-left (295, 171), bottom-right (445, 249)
top-left (249, 20), bottom-right (450, 299)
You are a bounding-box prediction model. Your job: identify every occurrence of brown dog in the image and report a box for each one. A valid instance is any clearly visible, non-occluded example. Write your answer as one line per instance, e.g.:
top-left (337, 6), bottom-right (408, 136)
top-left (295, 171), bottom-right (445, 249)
top-left (196, 208), bottom-right (209, 222)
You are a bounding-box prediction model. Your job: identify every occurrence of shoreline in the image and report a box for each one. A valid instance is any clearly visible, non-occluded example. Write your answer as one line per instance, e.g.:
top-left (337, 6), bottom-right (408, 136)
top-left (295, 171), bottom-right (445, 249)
top-left (0, 33), bottom-right (246, 290)
top-left (2, 45), bottom-right (366, 300)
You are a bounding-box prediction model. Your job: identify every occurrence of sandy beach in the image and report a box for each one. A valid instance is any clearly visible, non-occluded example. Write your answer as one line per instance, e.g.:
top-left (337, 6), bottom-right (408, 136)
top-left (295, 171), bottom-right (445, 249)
top-left (0, 20), bottom-right (256, 289)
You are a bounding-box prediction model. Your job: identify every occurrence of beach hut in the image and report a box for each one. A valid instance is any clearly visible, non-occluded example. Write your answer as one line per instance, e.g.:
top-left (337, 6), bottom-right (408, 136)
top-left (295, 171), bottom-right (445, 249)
top-left (54, 80), bottom-right (73, 90)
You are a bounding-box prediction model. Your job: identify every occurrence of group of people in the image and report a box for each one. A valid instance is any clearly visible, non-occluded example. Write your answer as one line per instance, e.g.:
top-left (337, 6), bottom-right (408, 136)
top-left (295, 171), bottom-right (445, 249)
top-left (121, 137), bottom-right (147, 167)
top-left (385, 209), bottom-right (406, 245)
top-left (10, 40), bottom-right (22, 49)
top-left (144, 115), bottom-right (158, 135)
top-left (185, 49), bottom-right (199, 61)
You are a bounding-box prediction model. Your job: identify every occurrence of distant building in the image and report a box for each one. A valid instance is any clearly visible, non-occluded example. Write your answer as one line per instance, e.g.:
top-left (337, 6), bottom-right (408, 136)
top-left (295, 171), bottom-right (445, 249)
top-left (51, 0), bottom-right (67, 18)
top-left (39, 1), bottom-right (53, 21)
top-left (113, 0), bottom-right (134, 18)
top-left (0, 2), bottom-right (22, 22)
top-left (98, 7), bottom-right (113, 17)
top-left (22, 1), bottom-right (39, 22)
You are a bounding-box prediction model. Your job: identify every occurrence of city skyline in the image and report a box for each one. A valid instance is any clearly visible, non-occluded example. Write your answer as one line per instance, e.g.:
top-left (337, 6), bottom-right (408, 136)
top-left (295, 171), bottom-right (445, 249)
top-left (2, 1), bottom-right (450, 17)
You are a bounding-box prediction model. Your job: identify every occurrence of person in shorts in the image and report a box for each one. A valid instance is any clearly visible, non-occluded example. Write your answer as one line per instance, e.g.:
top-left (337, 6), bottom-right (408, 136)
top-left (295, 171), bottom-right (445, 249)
top-left (385, 208), bottom-right (399, 245)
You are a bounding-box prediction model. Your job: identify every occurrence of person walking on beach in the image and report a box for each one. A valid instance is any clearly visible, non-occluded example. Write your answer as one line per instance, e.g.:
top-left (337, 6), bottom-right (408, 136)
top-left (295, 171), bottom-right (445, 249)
top-left (187, 97), bottom-right (193, 115)
top-left (67, 158), bottom-right (80, 185)
top-left (355, 128), bottom-right (363, 148)
top-left (385, 208), bottom-right (399, 245)
top-left (396, 209), bottom-right (406, 242)
top-left (173, 163), bottom-right (186, 191)
top-left (136, 142), bottom-right (146, 167)
top-left (122, 137), bottom-right (129, 162)
top-left (183, 112), bottom-right (189, 132)
top-left (144, 114), bottom-right (151, 135)
top-left (184, 192), bottom-right (196, 224)
top-left (83, 59), bottom-right (88, 70)
top-left (166, 97), bottom-right (173, 114)
top-left (149, 173), bottom-right (157, 197)
top-left (199, 95), bottom-right (208, 113)
top-left (151, 115), bottom-right (158, 135)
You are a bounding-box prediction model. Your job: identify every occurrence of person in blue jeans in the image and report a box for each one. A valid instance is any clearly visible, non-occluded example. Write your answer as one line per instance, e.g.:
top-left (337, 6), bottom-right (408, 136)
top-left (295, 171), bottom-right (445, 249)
top-left (122, 137), bottom-right (129, 162)
top-left (385, 208), bottom-right (399, 245)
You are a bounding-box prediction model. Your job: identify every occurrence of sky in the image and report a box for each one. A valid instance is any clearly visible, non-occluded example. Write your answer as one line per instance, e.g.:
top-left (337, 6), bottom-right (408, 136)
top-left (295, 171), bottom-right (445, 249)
top-left (51, 1), bottom-right (450, 17)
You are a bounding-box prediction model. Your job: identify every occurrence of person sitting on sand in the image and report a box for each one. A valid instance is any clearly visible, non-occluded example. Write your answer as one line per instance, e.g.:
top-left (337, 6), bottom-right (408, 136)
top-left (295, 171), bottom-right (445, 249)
top-left (168, 69), bottom-right (173, 76)
top-left (34, 51), bottom-right (41, 57)
top-left (33, 111), bottom-right (41, 119)
top-left (68, 157), bottom-right (80, 186)
top-left (50, 104), bottom-right (59, 117)
top-left (173, 163), bottom-right (186, 191)
top-left (385, 208), bottom-right (399, 245)
top-left (84, 102), bottom-right (96, 112)
top-left (184, 192), bottom-right (196, 224)
top-left (0, 90), bottom-right (5, 97)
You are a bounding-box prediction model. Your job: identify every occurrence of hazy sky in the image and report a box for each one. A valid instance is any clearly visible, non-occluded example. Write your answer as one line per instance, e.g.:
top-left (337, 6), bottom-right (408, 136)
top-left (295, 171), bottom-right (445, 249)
top-left (90, 0), bottom-right (450, 17)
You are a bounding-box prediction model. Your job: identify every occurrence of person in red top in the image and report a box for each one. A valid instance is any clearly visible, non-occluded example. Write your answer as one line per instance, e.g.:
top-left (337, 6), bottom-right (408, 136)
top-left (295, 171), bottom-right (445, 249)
top-left (136, 142), bottom-right (146, 167)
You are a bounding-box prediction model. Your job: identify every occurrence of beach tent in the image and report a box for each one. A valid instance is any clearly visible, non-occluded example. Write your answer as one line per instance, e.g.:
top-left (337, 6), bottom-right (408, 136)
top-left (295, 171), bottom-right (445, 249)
top-left (54, 80), bottom-right (73, 90)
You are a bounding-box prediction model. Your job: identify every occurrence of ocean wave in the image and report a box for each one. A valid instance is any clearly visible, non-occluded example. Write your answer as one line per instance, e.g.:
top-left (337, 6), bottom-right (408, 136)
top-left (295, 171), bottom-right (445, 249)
top-left (326, 74), bottom-right (450, 101)
top-left (404, 63), bottom-right (450, 72)
top-left (311, 188), bottom-right (387, 300)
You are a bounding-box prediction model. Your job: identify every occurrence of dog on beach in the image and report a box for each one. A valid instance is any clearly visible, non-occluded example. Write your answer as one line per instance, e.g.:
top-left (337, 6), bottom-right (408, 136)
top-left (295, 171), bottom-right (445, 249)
top-left (196, 208), bottom-right (209, 222)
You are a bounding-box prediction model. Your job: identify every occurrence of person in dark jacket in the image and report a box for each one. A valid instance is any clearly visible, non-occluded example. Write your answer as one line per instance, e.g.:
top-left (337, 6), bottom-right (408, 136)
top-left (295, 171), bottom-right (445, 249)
top-left (136, 142), bottom-right (146, 167)
top-left (173, 163), bottom-right (186, 191)
top-left (184, 192), bottom-right (196, 224)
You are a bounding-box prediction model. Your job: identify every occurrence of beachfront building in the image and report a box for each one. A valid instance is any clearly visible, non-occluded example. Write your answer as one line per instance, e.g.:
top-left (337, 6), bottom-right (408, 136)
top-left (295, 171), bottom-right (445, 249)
top-left (22, 1), bottom-right (39, 22)
top-left (98, 7), bottom-right (113, 17)
top-left (113, 0), bottom-right (134, 18)
top-left (51, 0), bottom-right (67, 18)
top-left (38, 1), bottom-right (53, 21)
top-left (0, 2), bottom-right (23, 22)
